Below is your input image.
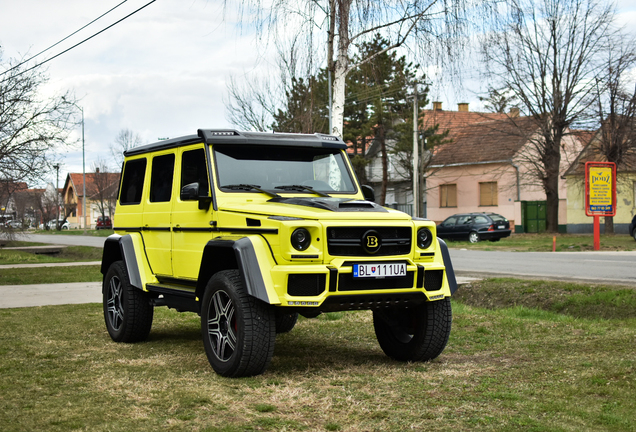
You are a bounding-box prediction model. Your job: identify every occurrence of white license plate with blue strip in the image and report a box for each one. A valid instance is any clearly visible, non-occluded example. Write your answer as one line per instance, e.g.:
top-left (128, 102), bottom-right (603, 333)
top-left (353, 263), bottom-right (407, 278)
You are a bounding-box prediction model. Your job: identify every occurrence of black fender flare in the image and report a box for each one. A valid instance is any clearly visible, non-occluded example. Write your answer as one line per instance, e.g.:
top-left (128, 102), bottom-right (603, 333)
top-left (196, 237), bottom-right (270, 304)
top-left (438, 238), bottom-right (458, 295)
top-left (101, 234), bottom-right (143, 290)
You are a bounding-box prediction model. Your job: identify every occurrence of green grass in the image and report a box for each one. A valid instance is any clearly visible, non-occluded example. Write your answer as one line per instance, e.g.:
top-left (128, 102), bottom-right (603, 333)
top-left (32, 228), bottom-right (114, 237)
top-left (1, 279), bottom-right (634, 431)
top-left (0, 265), bottom-right (102, 285)
top-left (0, 244), bottom-right (103, 265)
top-left (446, 232), bottom-right (636, 252)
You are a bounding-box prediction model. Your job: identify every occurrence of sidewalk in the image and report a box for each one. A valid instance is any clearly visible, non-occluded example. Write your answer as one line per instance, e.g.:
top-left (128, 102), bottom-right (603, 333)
top-left (0, 282), bottom-right (102, 308)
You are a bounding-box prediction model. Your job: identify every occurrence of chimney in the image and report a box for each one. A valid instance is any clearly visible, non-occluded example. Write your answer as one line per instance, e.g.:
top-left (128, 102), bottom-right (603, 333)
top-left (96, 168), bottom-right (100, 174)
top-left (432, 101), bottom-right (443, 111)
top-left (457, 103), bottom-right (469, 112)
top-left (509, 107), bottom-right (520, 118)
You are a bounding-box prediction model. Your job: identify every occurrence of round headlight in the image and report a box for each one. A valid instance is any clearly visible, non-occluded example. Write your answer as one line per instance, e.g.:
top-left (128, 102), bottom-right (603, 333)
top-left (417, 228), bottom-right (433, 249)
top-left (291, 228), bottom-right (311, 251)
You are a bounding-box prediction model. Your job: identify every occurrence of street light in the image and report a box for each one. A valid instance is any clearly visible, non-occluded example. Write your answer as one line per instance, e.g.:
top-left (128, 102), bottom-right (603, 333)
top-left (64, 98), bottom-right (87, 234)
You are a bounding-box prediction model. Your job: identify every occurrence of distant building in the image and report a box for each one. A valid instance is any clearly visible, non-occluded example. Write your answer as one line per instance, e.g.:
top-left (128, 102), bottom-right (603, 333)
top-left (63, 170), bottom-right (120, 229)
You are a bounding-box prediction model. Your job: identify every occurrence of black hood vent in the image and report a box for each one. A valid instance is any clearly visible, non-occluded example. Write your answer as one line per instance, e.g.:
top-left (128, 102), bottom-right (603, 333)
top-left (268, 197), bottom-right (388, 213)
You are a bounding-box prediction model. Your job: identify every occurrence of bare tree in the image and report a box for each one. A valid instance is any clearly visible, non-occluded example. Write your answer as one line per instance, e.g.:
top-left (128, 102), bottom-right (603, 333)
top-left (227, 0), bottom-right (476, 137)
top-left (91, 159), bottom-right (119, 222)
top-left (591, 35), bottom-right (636, 233)
top-left (0, 51), bottom-right (76, 195)
top-left (111, 129), bottom-right (142, 169)
top-left (481, 0), bottom-right (617, 232)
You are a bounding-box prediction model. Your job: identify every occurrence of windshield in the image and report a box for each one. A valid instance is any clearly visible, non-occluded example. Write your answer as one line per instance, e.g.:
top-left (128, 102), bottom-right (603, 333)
top-left (213, 144), bottom-right (357, 193)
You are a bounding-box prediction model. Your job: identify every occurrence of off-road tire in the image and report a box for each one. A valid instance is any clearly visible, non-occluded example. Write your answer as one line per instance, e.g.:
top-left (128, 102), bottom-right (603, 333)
top-left (468, 231), bottom-right (480, 243)
top-left (201, 270), bottom-right (276, 377)
top-left (373, 297), bottom-right (452, 362)
top-left (103, 261), bottom-right (154, 343)
top-left (275, 310), bottom-right (298, 334)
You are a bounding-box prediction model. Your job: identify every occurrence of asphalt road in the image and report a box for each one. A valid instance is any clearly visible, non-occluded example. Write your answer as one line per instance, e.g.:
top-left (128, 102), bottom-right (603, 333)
top-left (13, 233), bottom-right (636, 286)
top-left (448, 248), bottom-right (636, 286)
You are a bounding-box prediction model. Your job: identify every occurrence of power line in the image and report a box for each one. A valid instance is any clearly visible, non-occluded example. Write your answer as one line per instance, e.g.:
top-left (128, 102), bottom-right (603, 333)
top-left (0, 0), bottom-right (158, 82)
top-left (0, 0), bottom-right (129, 77)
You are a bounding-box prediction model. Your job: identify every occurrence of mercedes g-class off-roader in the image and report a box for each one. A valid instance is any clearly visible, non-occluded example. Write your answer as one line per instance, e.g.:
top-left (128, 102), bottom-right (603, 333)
top-left (101, 129), bottom-right (458, 377)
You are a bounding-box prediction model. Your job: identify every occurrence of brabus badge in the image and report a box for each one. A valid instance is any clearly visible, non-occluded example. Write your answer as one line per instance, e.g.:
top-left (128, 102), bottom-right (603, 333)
top-left (362, 230), bottom-right (382, 254)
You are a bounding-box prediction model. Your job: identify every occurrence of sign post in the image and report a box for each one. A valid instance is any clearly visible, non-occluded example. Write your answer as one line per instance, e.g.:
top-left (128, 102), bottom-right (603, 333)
top-left (585, 162), bottom-right (616, 250)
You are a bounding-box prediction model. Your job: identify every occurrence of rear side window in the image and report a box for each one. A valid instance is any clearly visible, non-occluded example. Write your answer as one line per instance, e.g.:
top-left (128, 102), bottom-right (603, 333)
top-left (489, 214), bottom-right (507, 223)
top-left (150, 154), bottom-right (175, 202)
top-left (474, 215), bottom-right (489, 224)
top-left (119, 158), bottom-right (147, 205)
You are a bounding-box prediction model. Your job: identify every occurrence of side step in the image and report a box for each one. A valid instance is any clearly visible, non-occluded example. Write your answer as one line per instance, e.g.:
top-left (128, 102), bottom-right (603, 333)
top-left (146, 283), bottom-right (199, 313)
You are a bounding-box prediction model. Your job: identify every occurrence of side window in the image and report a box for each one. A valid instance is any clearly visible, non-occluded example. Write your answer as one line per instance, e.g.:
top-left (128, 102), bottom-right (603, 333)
top-left (474, 215), bottom-right (489, 224)
top-left (181, 148), bottom-right (209, 194)
top-left (442, 216), bottom-right (457, 227)
top-left (119, 158), bottom-right (147, 205)
top-left (150, 154), bottom-right (175, 202)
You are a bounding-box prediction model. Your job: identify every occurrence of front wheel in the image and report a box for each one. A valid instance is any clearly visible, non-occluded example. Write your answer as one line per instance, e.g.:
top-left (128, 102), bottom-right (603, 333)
top-left (373, 298), bottom-right (452, 362)
top-left (275, 310), bottom-right (298, 334)
top-left (103, 261), bottom-right (154, 342)
top-left (632, 229), bottom-right (636, 242)
top-left (468, 231), bottom-right (480, 243)
top-left (201, 270), bottom-right (276, 377)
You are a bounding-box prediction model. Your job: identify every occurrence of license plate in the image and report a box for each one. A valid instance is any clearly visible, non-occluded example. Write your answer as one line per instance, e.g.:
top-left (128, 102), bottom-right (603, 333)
top-left (498, 225), bottom-right (505, 229)
top-left (353, 263), bottom-right (407, 278)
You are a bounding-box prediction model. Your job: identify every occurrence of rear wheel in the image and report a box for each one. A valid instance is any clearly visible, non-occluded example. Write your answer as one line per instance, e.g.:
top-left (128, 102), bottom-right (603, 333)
top-left (468, 231), bottom-right (480, 243)
top-left (201, 270), bottom-right (276, 377)
top-left (373, 298), bottom-right (452, 362)
top-left (103, 261), bottom-right (154, 343)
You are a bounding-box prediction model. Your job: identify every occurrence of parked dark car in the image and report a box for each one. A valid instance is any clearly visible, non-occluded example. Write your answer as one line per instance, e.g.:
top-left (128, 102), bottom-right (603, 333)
top-left (437, 212), bottom-right (512, 243)
top-left (629, 214), bottom-right (636, 241)
top-left (96, 215), bottom-right (112, 230)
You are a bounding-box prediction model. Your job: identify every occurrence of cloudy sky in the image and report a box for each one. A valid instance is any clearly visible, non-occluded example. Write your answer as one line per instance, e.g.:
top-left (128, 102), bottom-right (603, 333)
top-left (1, 0), bottom-right (635, 187)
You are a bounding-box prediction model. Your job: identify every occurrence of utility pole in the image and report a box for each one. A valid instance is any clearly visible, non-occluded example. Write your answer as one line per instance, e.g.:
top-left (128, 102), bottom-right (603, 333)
top-left (412, 83), bottom-right (419, 218)
top-left (53, 163), bottom-right (60, 230)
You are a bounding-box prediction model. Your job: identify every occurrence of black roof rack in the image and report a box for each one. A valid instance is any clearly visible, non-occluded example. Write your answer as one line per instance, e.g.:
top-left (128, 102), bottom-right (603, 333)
top-left (124, 130), bottom-right (346, 157)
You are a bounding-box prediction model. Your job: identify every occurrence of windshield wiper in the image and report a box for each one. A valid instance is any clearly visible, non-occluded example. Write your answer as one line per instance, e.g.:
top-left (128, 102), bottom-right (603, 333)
top-left (221, 184), bottom-right (281, 198)
top-left (274, 184), bottom-right (331, 197)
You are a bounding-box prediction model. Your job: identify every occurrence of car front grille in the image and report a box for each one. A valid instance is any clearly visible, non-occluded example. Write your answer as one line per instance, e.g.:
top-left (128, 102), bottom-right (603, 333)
top-left (326, 227), bottom-right (411, 256)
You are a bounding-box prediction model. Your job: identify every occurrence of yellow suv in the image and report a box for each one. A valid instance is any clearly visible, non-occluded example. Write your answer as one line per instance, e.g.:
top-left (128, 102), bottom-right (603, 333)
top-left (101, 130), bottom-right (458, 377)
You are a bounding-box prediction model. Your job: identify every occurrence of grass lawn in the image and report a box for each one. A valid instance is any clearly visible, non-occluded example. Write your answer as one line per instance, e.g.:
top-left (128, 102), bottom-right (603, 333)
top-left (0, 265), bottom-right (101, 285)
top-left (0, 245), bottom-right (103, 265)
top-left (445, 232), bottom-right (636, 252)
top-left (1, 280), bottom-right (634, 431)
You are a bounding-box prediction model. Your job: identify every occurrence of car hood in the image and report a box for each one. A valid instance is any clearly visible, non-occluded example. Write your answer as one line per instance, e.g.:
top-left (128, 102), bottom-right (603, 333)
top-left (218, 197), bottom-right (412, 221)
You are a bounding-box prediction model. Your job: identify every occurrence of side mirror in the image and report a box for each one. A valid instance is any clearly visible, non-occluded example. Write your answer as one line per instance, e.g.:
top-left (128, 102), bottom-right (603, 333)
top-left (181, 182), bottom-right (212, 211)
top-left (181, 182), bottom-right (199, 201)
top-left (361, 185), bottom-right (375, 202)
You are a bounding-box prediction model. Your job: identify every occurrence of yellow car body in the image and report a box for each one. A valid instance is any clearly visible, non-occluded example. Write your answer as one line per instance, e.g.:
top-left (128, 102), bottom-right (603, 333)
top-left (101, 129), bottom-right (457, 377)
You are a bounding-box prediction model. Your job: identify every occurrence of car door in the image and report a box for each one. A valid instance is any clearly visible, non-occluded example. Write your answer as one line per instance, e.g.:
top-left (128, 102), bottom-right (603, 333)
top-left (171, 145), bottom-right (215, 280)
top-left (453, 215), bottom-right (473, 239)
top-left (141, 152), bottom-right (176, 277)
top-left (437, 216), bottom-right (458, 239)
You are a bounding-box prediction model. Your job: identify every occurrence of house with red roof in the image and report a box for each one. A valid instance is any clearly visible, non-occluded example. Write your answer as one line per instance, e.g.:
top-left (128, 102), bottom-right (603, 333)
top-left (424, 104), bottom-right (584, 233)
top-left (62, 169), bottom-right (120, 229)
